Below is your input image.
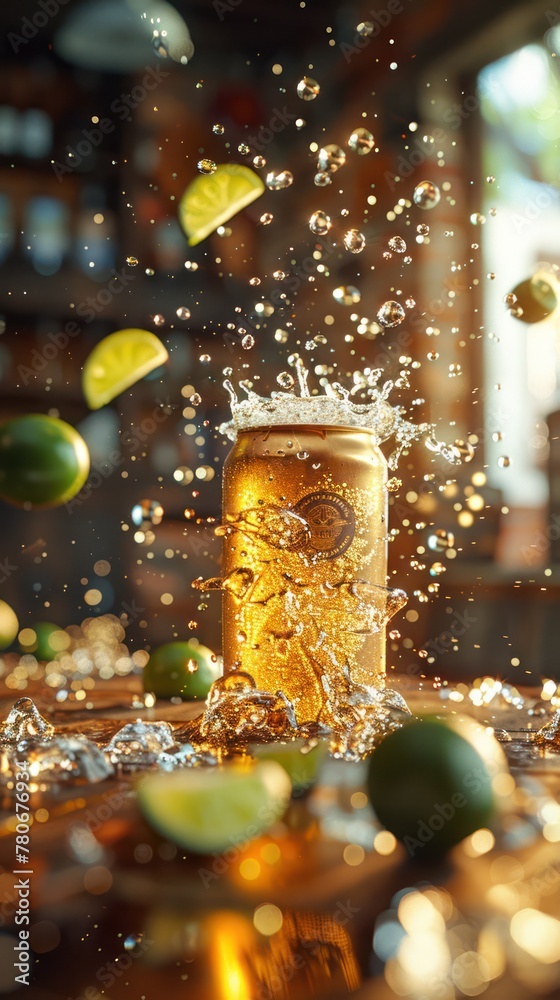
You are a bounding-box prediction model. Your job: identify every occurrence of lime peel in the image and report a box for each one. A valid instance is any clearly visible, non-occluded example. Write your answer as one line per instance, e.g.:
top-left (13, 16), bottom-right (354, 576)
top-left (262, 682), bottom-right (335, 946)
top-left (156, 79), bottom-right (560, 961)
top-left (178, 163), bottom-right (265, 247)
top-left (137, 761), bottom-right (291, 854)
top-left (82, 329), bottom-right (169, 410)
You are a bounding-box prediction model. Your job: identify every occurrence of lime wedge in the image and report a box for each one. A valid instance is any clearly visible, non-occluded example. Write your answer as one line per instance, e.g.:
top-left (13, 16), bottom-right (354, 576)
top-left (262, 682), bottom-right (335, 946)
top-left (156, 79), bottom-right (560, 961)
top-left (137, 761), bottom-right (291, 853)
top-left (178, 163), bottom-right (265, 246)
top-left (82, 329), bottom-right (169, 409)
top-left (252, 739), bottom-right (327, 793)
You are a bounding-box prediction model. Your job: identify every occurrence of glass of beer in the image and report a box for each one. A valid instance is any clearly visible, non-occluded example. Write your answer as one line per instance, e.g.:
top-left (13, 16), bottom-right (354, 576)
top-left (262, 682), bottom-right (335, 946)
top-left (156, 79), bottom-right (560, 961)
top-left (220, 392), bottom-right (404, 723)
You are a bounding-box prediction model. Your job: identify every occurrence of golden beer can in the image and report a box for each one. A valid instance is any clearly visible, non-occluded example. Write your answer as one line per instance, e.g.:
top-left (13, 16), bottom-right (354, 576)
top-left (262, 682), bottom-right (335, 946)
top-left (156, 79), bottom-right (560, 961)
top-left (221, 422), bottom-right (388, 723)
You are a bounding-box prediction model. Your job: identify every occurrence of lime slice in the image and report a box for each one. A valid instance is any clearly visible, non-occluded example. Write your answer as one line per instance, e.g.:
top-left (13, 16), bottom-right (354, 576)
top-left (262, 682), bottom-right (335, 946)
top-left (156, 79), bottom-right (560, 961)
top-left (178, 163), bottom-right (265, 246)
top-left (137, 761), bottom-right (291, 853)
top-left (252, 739), bottom-right (327, 793)
top-left (82, 329), bottom-right (169, 409)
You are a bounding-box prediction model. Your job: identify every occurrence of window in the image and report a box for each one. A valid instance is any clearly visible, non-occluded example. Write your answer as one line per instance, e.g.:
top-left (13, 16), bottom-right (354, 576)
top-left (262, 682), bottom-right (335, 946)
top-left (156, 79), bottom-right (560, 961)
top-left (479, 39), bottom-right (560, 507)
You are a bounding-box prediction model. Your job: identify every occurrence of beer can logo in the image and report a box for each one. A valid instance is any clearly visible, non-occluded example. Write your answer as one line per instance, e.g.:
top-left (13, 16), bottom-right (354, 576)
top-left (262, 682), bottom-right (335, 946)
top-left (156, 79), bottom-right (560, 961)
top-left (294, 491), bottom-right (355, 560)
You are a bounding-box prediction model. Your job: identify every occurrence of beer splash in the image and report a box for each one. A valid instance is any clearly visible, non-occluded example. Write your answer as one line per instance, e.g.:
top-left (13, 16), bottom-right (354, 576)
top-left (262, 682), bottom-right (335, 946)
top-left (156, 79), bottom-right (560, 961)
top-left (219, 361), bottom-right (458, 469)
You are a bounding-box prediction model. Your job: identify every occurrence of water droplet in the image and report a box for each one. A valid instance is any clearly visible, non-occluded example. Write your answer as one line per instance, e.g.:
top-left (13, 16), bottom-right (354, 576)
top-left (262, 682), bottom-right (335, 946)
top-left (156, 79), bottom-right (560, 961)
top-left (317, 144), bottom-right (346, 172)
top-left (197, 158), bottom-right (216, 175)
top-left (451, 439), bottom-right (474, 462)
top-left (388, 236), bottom-right (406, 254)
top-left (429, 562), bottom-right (446, 577)
top-left (213, 123), bottom-right (225, 135)
top-left (427, 351), bottom-right (439, 361)
top-left (266, 169), bottom-right (293, 191)
top-left (356, 20), bottom-right (374, 36)
top-left (190, 393), bottom-right (201, 405)
top-left (199, 354), bottom-right (211, 364)
top-left (428, 529), bottom-right (454, 552)
top-left (152, 313), bottom-right (165, 327)
top-left (131, 499), bottom-right (164, 528)
top-left (333, 285), bottom-right (361, 306)
top-left (387, 477), bottom-right (401, 492)
top-left (486, 175), bottom-right (495, 183)
top-left (309, 210), bottom-right (331, 235)
top-left (242, 334), bottom-right (255, 349)
top-left (273, 270), bottom-right (286, 280)
top-left (297, 76), bottom-right (320, 101)
top-left (126, 256), bottom-right (139, 266)
top-left (253, 155), bottom-right (266, 169)
top-left (237, 142), bottom-right (250, 155)
top-left (259, 212), bottom-right (274, 225)
top-left (145, 268), bottom-right (155, 276)
top-left (184, 261), bottom-right (199, 271)
top-left (124, 933), bottom-right (143, 952)
top-left (503, 292), bottom-right (517, 307)
top-left (448, 363), bottom-right (462, 377)
top-left (413, 180), bottom-right (441, 209)
top-left (343, 229), bottom-right (366, 253)
top-left (152, 32), bottom-right (169, 58)
top-left (296, 450), bottom-right (309, 460)
top-left (416, 224), bottom-right (429, 235)
top-left (405, 297), bottom-right (416, 309)
top-left (377, 300), bottom-right (405, 328)
top-left (249, 276), bottom-right (261, 286)
top-left (470, 212), bottom-right (486, 225)
top-left (389, 628), bottom-right (401, 640)
top-left (348, 127), bottom-right (374, 154)
top-left (498, 455), bottom-right (510, 468)
top-left (255, 301), bottom-right (274, 317)
top-left (176, 306), bottom-right (191, 320)
top-left (314, 171), bottom-right (332, 187)
top-left (275, 329), bottom-right (289, 343)
top-left (277, 371), bottom-right (295, 389)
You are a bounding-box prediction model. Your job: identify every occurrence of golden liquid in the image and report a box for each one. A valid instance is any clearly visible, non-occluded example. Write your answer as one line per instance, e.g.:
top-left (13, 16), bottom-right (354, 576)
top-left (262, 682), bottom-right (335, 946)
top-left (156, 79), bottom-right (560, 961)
top-left (222, 425), bottom-right (388, 723)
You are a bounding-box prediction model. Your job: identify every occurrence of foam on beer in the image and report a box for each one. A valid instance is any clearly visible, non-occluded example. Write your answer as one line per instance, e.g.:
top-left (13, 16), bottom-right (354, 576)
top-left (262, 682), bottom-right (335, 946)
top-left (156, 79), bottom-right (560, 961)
top-left (220, 363), bottom-right (458, 468)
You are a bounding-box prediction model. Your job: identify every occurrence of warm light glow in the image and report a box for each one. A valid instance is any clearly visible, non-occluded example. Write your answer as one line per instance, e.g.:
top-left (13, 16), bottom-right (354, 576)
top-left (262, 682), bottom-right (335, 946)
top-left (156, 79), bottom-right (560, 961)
top-left (212, 921), bottom-right (252, 999)
top-left (510, 908), bottom-right (560, 963)
top-left (253, 903), bottom-right (283, 935)
top-left (398, 892), bottom-right (446, 935)
top-left (239, 858), bottom-right (261, 880)
top-left (343, 844), bottom-right (365, 866)
top-left (374, 830), bottom-right (397, 855)
top-left (463, 828), bottom-right (495, 857)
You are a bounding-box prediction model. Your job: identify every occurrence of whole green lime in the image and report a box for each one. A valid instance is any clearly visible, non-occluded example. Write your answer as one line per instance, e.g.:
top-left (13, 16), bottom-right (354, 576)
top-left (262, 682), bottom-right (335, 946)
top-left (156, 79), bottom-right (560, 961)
top-left (18, 622), bottom-right (65, 661)
top-left (367, 717), bottom-right (500, 859)
top-left (143, 641), bottom-right (221, 699)
top-left (0, 599), bottom-right (19, 649)
top-left (0, 414), bottom-right (90, 508)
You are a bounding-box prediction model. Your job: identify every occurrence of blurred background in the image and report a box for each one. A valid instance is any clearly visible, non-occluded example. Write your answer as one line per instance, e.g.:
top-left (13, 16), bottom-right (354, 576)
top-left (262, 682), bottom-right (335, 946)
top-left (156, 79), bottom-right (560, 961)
top-left (0, 0), bottom-right (559, 683)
